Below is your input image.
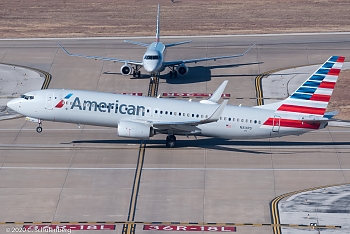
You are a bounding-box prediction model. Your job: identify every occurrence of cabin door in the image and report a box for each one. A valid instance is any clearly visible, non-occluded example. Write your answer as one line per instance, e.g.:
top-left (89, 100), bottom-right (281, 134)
top-left (272, 115), bottom-right (281, 132)
top-left (45, 92), bottom-right (54, 110)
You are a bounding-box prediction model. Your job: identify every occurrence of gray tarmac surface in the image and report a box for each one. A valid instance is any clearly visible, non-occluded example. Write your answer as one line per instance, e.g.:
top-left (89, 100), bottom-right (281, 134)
top-left (1, 33), bottom-right (350, 234)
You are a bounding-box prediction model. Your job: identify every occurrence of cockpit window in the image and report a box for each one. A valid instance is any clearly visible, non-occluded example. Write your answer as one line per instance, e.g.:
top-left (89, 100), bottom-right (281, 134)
top-left (21, 95), bottom-right (34, 100)
top-left (144, 55), bottom-right (159, 60)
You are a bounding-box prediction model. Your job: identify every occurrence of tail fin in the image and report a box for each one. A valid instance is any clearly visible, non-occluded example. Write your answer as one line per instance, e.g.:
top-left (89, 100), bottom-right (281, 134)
top-left (259, 56), bottom-right (345, 116)
top-left (156, 4), bottom-right (160, 42)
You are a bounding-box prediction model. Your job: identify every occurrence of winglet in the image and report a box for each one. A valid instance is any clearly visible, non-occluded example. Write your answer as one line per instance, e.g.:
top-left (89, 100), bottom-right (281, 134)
top-left (242, 43), bottom-right (256, 55)
top-left (57, 42), bottom-right (72, 55)
top-left (200, 80), bottom-right (228, 104)
top-left (200, 100), bottom-right (228, 124)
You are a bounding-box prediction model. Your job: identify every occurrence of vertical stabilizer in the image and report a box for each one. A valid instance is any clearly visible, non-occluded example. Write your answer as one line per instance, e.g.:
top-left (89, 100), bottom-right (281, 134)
top-left (156, 4), bottom-right (160, 42)
top-left (257, 56), bottom-right (345, 117)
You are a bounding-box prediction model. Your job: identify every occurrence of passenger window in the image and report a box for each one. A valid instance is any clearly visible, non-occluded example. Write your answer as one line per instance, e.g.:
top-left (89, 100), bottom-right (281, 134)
top-left (192, 114), bottom-right (194, 117)
top-left (241, 119), bottom-right (244, 122)
top-left (224, 117), bottom-right (227, 121)
top-left (196, 114), bottom-right (199, 118)
top-left (220, 117), bottom-right (222, 120)
top-left (187, 113), bottom-right (190, 117)
top-left (258, 120), bottom-right (261, 124)
top-left (232, 118), bottom-right (235, 121)
top-left (228, 118), bottom-right (231, 121)
top-left (174, 112), bottom-right (177, 116)
top-left (201, 115), bottom-right (204, 118)
top-left (205, 115), bottom-right (208, 118)
top-left (155, 110), bottom-right (158, 114)
top-left (237, 118), bottom-right (240, 122)
top-left (254, 120), bottom-right (257, 124)
top-left (250, 120), bottom-right (252, 123)
top-left (246, 119), bottom-right (248, 123)
top-left (165, 111), bottom-right (168, 115)
top-left (170, 112), bottom-right (172, 115)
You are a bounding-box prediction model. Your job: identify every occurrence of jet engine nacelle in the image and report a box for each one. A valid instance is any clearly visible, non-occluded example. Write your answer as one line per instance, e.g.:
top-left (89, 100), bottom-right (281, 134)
top-left (120, 64), bottom-right (132, 75)
top-left (118, 120), bottom-right (155, 139)
top-left (176, 64), bottom-right (189, 76)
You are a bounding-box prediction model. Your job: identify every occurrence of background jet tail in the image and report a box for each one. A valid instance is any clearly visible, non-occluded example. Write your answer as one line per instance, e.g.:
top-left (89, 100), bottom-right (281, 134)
top-left (257, 56), bottom-right (345, 117)
top-left (156, 4), bottom-right (160, 42)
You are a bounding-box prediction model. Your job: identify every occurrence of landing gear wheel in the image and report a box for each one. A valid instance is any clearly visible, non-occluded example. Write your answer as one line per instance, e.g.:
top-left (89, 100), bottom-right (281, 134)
top-left (36, 126), bottom-right (42, 133)
top-left (137, 71), bottom-right (141, 77)
top-left (169, 71), bottom-right (173, 78)
top-left (166, 135), bottom-right (176, 148)
top-left (174, 71), bottom-right (178, 78)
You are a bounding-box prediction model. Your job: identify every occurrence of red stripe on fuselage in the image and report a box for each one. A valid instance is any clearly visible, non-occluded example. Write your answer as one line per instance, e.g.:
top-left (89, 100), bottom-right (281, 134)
top-left (263, 118), bottom-right (321, 129)
top-left (310, 94), bottom-right (331, 102)
top-left (277, 104), bottom-right (325, 115)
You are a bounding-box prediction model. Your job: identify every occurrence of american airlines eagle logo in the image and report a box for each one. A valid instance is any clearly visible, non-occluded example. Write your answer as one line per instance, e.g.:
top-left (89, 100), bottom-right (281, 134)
top-left (55, 93), bottom-right (73, 108)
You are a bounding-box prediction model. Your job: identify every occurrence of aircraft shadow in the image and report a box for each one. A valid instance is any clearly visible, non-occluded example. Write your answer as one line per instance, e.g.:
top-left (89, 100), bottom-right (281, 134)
top-left (103, 62), bottom-right (262, 83)
top-left (70, 138), bottom-right (350, 154)
top-left (164, 62), bottom-right (262, 84)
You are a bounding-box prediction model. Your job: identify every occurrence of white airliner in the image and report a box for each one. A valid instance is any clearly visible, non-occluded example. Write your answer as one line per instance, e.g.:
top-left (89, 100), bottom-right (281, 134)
top-left (7, 56), bottom-right (345, 147)
top-left (58, 4), bottom-right (254, 78)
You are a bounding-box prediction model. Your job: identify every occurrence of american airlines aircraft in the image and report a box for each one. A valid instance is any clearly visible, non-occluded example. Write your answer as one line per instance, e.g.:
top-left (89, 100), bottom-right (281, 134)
top-left (58, 4), bottom-right (254, 78)
top-left (7, 56), bottom-right (345, 147)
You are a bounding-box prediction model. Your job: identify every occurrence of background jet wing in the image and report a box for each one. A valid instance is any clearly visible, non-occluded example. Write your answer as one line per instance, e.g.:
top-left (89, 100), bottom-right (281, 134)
top-left (165, 40), bottom-right (192, 48)
top-left (163, 44), bottom-right (255, 67)
top-left (124, 40), bottom-right (150, 47)
top-left (57, 43), bottom-right (143, 65)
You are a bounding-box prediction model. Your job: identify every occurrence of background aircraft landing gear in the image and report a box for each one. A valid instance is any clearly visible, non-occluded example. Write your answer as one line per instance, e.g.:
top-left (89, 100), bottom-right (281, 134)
top-left (166, 135), bottom-right (176, 148)
top-left (169, 70), bottom-right (177, 78)
top-left (132, 65), bottom-right (142, 77)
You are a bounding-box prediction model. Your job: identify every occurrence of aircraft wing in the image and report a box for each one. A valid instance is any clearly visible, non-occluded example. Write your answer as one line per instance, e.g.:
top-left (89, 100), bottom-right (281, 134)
top-left (57, 43), bottom-right (143, 66)
top-left (124, 40), bottom-right (149, 47)
top-left (163, 44), bottom-right (255, 67)
top-left (149, 100), bottom-right (228, 132)
top-left (165, 40), bottom-right (192, 48)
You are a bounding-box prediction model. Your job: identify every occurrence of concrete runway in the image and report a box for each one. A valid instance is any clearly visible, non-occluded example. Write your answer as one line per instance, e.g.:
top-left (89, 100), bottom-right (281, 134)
top-left (1, 33), bottom-right (350, 234)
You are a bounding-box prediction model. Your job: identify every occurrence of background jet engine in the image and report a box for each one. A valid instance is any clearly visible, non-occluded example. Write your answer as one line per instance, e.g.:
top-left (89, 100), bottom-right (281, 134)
top-left (176, 64), bottom-right (189, 76)
top-left (118, 120), bottom-right (155, 139)
top-left (120, 64), bottom-right (132, 75)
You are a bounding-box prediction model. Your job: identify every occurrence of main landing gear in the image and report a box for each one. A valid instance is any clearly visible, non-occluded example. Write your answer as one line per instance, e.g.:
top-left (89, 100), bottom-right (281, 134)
top-left (36, 120), bottom-right (42, 133)
top-left (132, 65), bottom-right (141, 77)
top-left (166, 135), bottom-right (176, 148)
top-left (169, 66), bottom-right (177, 78)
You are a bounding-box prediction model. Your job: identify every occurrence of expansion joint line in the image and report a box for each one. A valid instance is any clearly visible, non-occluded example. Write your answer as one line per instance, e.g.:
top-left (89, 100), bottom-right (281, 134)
top-left (122, 142), bottom-right (146, 234)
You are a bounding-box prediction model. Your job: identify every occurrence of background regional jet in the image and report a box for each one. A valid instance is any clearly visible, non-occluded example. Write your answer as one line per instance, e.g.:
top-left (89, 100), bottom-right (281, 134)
top-left (7, 56), bottom-right (345, 147)
top-left (58, 4), bottom-right (254, 78)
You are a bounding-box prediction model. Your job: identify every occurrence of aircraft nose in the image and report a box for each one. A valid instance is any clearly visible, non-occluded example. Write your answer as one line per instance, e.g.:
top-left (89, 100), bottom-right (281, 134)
top-left (7, 98), bottom-right (20, 111)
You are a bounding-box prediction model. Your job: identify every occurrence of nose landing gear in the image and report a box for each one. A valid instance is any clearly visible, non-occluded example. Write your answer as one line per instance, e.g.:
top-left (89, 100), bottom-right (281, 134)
top-left (36, 120), bottom-right (42, 133)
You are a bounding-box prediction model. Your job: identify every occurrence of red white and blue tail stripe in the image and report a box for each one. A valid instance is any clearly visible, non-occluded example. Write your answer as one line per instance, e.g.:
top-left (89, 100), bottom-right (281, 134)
top-left (272, 56), bottom-right (344, 116)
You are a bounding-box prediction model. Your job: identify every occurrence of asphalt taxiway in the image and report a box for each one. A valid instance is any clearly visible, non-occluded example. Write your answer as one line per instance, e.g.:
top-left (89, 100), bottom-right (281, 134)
top-left (1, 33), bottom-right (350, 234)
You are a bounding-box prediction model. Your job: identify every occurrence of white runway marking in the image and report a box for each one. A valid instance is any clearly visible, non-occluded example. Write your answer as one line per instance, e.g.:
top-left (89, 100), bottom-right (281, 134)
top-left (1, 167), bottom-right (350, 171)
